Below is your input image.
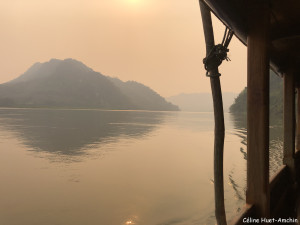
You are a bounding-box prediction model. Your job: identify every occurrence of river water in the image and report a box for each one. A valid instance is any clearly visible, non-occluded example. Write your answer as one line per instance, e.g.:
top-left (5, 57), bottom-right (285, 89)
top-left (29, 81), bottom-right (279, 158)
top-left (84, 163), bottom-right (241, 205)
top-left (0, 109), bottom-right (283, 225)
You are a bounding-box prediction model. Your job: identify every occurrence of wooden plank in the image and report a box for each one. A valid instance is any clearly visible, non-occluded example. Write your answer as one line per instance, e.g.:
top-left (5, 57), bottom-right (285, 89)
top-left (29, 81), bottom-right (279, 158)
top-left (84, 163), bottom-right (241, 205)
top-left (296, 87), bottom-right (300, 151)
top-left (295, 150), bottom-right (300, 162)
top-left (283, 71), bottom-right (296, 174)
top-left (269, 165), bottom-right (293, 217)
top-left (271, 188), bottom-right (288, 218)
top-left (269, 165), bottom-right (288, 191)
top-left (246, 2), bottom-right (270, 218)
top-left (295, 150), bottom-right (300, 183)
top-left (229, 204), bottom-right (255, 225)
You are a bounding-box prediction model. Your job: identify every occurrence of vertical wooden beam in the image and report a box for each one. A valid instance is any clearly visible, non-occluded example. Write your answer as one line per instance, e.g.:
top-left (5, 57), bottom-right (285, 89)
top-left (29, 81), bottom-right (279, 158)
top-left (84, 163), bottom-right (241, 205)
top-left (296, 85), bottom-right (300, 152)
top-left (283, 71), bottom-right (295, 173)
top-left (246, 2), bottom-right (270, 218)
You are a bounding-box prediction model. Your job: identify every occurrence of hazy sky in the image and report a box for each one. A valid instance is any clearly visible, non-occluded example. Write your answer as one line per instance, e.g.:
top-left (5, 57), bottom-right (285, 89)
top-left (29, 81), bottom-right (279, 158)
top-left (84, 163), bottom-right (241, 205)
top-left (0, 0), bottom-right (247, 97)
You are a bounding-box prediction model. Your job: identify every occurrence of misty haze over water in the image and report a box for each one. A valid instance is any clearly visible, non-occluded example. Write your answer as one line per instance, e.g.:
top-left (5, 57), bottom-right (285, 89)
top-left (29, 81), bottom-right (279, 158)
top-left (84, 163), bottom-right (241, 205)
top-left (0, 109), bottom-right (283, 225)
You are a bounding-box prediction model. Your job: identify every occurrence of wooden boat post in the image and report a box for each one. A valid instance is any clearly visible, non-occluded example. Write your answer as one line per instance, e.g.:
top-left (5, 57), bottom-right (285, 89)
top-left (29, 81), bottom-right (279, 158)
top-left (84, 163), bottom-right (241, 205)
top-left (296, 84), bottom-right (300, 152)
top-left (283, 70), bottom-right (296, 176)
top-left (199, 2), bottom-right (227, 224)
top-left (246, 1), bottom-right (270, 218)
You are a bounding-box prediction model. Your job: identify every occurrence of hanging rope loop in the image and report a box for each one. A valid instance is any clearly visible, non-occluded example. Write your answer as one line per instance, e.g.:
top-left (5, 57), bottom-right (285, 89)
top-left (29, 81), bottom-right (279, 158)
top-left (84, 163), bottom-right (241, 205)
top-left (203, 27), bottom-right (234, 77)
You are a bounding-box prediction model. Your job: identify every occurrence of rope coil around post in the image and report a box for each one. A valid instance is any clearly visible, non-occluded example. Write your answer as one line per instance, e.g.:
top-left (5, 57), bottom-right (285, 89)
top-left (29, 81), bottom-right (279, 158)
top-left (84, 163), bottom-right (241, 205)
top-left (203, 27), bottom-right (234, 77)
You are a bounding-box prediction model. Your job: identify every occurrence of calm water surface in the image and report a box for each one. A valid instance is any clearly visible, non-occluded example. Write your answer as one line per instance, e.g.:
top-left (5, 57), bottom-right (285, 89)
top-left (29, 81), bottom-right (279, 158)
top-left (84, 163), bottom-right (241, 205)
top-left (0, 109), bottom-right (283, 225)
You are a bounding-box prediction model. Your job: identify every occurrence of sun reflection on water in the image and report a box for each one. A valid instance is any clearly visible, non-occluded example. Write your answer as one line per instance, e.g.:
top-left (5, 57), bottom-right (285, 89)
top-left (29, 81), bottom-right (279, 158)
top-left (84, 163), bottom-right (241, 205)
top-left (124, 215), bottom-right (138, 225)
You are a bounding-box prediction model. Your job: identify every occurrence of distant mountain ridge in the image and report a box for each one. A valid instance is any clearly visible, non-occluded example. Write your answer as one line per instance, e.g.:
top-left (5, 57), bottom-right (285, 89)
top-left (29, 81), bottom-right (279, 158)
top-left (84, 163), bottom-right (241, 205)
top-left (0, 58), bottom-right (179, 111)
top-left (167, 92), bottom-right (237, 112)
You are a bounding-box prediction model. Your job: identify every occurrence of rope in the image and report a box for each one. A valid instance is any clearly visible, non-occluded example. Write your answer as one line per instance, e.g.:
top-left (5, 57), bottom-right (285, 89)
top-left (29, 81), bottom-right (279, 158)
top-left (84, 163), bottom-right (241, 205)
top-left (203, 27), bottom-right (234, 77)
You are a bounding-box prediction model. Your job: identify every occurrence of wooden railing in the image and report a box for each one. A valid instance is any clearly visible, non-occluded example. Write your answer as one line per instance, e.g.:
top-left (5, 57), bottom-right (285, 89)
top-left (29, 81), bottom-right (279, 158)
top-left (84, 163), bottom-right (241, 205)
top-left (269, 165), bottom-right (292, 218)
top-left (229, 204), bottom-right (255, 225)
top-left (230, 164), bottom-right (296, 224)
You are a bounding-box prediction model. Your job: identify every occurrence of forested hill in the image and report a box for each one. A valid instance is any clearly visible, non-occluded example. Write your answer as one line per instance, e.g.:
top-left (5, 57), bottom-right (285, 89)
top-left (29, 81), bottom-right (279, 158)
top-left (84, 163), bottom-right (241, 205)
top-left (230, 70), bottom-right (283, 119)
top-left (0, 58), bottom-right (179, 111)
top-left (108, 77), bottom-right (179, 111)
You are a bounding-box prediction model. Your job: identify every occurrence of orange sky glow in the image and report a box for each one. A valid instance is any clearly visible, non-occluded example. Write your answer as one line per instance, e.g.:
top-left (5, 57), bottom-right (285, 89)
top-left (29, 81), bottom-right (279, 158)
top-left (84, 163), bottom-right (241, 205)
top-left (0, 0), bottom-right (247, 97)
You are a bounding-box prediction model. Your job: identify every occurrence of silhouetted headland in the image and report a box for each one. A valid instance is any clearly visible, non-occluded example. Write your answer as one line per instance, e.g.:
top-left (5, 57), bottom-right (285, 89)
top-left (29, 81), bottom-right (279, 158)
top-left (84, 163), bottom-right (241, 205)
top-left (0, 58), bottom-right (179, 111)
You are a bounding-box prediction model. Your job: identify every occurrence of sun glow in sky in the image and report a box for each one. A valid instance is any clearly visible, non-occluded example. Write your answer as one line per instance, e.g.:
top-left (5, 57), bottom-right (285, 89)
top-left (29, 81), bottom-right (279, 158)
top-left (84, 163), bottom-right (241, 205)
top-left (127, 0), bottom-right (139, 4)
top-left (122, 0), bottom-right (142, 8)
top-left (0, 0), bottom-right (246, 97)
